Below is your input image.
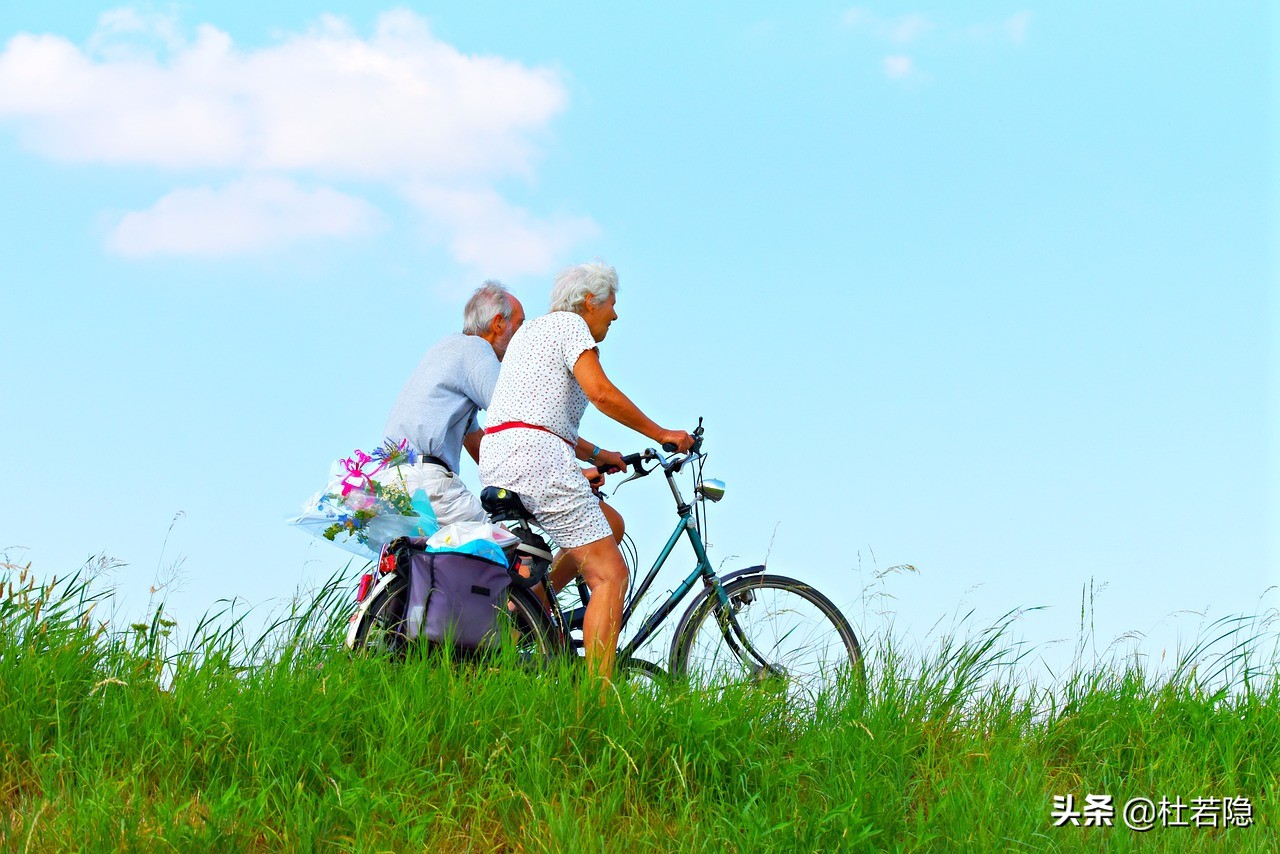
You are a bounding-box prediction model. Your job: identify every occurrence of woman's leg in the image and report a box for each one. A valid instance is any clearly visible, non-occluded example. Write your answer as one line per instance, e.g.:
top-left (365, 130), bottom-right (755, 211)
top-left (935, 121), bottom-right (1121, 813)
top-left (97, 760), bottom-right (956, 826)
top-left (545, 498), bottom-right (624, 593)
top-left (555, 535), bottom-right (629, 680)
top-left (601, 499), bottom-right (625, 542)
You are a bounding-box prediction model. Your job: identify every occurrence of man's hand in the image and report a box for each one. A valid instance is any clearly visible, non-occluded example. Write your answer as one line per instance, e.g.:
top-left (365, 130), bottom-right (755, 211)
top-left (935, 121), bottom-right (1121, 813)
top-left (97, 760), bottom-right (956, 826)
top-left (658, 429), bottom-right (695, 453)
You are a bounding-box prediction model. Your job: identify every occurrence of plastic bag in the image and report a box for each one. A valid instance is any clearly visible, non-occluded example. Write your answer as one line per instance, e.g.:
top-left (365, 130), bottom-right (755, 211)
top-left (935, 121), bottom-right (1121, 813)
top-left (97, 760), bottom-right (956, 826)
top-left (289, 442), bottom-right (435, 561)
top-left (289, 492), bottom-right (430, 561)
top-left (424, 521), bottom-right (518, 567)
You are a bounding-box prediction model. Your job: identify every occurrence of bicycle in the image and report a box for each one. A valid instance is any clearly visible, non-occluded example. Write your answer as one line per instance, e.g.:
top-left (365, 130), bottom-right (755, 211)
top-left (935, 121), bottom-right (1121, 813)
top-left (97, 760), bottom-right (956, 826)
top-left (347, 420), bottom-right (865, 703)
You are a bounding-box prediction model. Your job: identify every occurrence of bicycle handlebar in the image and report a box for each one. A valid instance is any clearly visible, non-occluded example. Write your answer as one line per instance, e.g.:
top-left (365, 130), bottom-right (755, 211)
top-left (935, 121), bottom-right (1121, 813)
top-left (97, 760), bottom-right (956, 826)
top-left (662, 420), bottom-right (705, 455)
top-left (594, 419), bottom-right (706, 489)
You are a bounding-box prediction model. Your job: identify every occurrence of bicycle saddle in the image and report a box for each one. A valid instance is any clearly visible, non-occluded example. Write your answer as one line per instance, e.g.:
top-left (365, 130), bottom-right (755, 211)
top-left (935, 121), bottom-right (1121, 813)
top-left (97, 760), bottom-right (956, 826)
top-left (480, 485), bottom-right (535, 523)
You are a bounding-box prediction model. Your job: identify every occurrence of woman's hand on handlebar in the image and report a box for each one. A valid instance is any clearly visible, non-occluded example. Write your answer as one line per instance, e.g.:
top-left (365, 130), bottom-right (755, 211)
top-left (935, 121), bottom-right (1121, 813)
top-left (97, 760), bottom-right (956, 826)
top-left (589, 449), bottom-right (628, 477)
top-left (658, 429), bottom-right (695, 453)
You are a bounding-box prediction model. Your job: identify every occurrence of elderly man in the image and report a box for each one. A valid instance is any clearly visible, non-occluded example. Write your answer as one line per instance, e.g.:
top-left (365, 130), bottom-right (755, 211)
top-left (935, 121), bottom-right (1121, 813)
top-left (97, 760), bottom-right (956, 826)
top-left (379, 280), bottom-right (525, 528)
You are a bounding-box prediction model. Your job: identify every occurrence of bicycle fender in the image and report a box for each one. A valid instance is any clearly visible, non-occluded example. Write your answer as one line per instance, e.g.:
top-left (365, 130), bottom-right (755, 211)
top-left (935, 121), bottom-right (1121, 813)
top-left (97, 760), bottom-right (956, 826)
top-left (716, 564), bottom-right (767, 586)
top-left (666, 564), bottom-right (766, 668)
top-left (344, 573), bottom-right (402, 650)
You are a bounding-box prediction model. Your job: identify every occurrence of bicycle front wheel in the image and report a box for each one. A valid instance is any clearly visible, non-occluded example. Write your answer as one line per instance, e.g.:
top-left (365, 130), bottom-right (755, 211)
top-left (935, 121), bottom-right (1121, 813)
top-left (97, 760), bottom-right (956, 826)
top-left (669, 574), bottom-right (864, 704)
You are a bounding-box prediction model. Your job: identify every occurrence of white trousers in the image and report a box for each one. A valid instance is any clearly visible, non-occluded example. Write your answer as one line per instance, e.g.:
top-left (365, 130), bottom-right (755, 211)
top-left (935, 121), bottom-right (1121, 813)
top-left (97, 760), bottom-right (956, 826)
top-left (373, 461), bottom-right (487, 530)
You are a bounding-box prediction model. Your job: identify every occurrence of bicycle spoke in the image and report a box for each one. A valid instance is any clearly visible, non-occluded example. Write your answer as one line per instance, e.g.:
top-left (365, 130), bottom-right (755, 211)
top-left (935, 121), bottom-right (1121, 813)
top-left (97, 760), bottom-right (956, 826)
top-left (671, 575), bottom-right (864, 708)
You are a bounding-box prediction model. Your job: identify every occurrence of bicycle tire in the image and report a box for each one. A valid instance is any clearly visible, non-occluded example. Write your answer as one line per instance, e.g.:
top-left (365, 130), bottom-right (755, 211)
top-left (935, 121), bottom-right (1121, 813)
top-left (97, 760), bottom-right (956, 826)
top-left (617, 657), bottom-right (670, 694)
top-left (668, 574), bottom-right (865, 703)
top-left (349, 573), bottom-right (558, 664)
top-left (350, 572), bottom-right (411, 659)
top-left (497, 585), bottom-right (559, 667)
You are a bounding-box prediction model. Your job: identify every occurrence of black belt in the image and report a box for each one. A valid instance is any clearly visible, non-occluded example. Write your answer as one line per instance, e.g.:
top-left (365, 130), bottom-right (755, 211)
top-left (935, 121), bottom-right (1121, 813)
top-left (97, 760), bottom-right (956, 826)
top-left (417, 454), bottom-right (452, 473)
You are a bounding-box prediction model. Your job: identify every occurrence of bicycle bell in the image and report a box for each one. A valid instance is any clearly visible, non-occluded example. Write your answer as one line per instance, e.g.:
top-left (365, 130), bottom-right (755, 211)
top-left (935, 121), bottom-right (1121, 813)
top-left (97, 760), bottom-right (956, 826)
top-left (696, 478), bottom-right (726, 502)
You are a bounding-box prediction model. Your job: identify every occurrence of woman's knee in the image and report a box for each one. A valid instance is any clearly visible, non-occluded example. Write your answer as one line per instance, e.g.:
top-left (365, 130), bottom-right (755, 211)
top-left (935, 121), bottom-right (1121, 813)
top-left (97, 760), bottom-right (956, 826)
top-left (573, 540), bottom-right (628, 588)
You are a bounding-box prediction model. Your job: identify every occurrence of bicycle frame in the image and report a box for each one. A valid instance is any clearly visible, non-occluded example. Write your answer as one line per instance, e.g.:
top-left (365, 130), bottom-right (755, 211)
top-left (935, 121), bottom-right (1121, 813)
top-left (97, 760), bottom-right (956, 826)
top-left (615, 506), bottom-right (721, 662)
top-left (346, 425), bottom-right (783, 673)
top-left (546, 440), bottom-right (774, 672)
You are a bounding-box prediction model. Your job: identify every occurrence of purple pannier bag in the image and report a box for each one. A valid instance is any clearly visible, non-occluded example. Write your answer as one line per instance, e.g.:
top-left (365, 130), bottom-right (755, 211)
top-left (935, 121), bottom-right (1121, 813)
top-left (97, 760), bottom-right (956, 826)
top-left (398, 537), bottom-right (512, 648)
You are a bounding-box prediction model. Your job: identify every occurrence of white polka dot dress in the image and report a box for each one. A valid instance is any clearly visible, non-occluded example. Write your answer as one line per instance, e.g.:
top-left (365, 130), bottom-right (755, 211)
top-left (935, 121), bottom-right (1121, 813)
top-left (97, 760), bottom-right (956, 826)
top-left (479, 312), bottom-right (613, 549)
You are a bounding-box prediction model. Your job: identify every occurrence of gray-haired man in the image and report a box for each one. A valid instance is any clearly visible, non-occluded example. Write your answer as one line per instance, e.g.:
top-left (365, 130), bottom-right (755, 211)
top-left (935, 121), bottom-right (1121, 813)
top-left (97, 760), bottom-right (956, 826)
top-left (378, 281), bottom-right (525, 528)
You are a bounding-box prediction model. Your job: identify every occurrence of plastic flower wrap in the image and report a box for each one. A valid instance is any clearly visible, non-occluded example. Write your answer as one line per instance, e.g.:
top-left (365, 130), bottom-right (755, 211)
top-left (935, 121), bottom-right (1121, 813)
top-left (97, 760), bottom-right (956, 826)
top-left (290, 439), bottom-right (436, 560)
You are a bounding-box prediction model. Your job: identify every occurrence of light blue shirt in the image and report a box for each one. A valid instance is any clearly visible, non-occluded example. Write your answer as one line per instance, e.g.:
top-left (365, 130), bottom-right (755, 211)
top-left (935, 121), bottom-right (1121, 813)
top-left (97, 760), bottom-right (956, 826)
top-left (382, 333), bottom-right (500, 473)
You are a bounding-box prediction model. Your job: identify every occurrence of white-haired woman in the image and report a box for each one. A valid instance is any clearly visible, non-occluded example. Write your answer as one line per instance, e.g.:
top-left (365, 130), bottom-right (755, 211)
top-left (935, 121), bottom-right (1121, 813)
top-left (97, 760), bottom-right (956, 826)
top-left (479, 260), bottom-right (693, 680)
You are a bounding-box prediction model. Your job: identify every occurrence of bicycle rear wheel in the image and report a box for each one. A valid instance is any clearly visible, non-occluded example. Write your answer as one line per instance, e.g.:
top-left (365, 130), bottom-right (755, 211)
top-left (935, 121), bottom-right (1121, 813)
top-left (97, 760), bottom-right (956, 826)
top-left (349, 573), bottom-right (556, 664)
top-left (495, 585), bottom-right (558, 667)
top-left (669, 574), bottom-right (864, 705)
top-left (350, 573), bottom-right (410, 659)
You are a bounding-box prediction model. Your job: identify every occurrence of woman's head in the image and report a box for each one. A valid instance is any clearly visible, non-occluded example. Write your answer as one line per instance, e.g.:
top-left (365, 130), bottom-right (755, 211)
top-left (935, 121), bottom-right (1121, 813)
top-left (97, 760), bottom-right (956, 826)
top-left (551, 260), bottom-right (620, 342)
top-left (550, 260), bottom-right (619, 314)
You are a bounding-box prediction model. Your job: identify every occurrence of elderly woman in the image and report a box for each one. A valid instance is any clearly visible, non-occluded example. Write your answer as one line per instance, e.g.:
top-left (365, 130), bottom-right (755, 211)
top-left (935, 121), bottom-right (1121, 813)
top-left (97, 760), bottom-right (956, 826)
top-left (479, 260), bottom-right (693, 680)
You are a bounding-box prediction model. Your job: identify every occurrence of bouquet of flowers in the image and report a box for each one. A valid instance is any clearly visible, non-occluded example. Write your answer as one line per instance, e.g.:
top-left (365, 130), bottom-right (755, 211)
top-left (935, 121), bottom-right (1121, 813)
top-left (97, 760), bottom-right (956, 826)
top-left (290, 439), bottom-right (435, 560)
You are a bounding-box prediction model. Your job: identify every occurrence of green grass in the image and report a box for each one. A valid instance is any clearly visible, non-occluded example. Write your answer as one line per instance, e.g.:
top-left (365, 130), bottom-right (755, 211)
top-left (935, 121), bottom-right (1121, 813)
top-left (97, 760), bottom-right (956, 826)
top-left (2, 562), bottom-right (1277, 852)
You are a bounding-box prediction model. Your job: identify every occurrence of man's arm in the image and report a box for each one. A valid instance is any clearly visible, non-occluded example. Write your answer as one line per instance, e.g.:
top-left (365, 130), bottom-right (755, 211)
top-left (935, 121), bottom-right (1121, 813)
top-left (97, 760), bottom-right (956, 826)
top-left (462, 343), bottom-right (499, 466)
top-left (463, 428), bottom-right (483, 464)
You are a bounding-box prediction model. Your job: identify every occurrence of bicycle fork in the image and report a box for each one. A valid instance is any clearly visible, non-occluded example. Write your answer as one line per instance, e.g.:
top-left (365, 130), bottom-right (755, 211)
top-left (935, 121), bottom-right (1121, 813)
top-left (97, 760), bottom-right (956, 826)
top-left (710, 580), bottom-right (789, 681)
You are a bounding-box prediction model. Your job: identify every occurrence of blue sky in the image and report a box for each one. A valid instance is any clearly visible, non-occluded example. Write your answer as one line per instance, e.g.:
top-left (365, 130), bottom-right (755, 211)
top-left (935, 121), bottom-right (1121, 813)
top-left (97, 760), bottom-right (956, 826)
top-left (1, 3), bottom-right (1274, 674)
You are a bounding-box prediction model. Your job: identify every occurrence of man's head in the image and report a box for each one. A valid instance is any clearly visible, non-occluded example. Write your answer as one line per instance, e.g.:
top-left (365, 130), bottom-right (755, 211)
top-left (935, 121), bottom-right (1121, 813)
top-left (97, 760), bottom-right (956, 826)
top-left (550, 260), bottom-right (619, 343)
top-left (463, 280), bottom-right (525, 360)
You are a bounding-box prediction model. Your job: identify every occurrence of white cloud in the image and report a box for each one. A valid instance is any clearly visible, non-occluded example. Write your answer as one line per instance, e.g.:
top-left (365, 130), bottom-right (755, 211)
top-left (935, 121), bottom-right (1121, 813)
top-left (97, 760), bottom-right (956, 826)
top-left (841, 9), bottom-right (934, 44)
top-left (882, 55), bottom-right (916, 80)
top-left (885, 14), bottom-right (934, 45)
top-left (0, 9), bottom-right (565, 178)
top-left (842, 8), bottom-right (869, 27)
top-left (1006, 12), bottom-right (1032, 45)
top-left (88, 7), bottom-right (186, 57)
top-left (843, 8), bottom-right (1031, 81)
top-left (407, 186), bottom-right (600, 280)
top-left (957, 11), bottom-right (1034, 45)
top-left (0, 8), bottom-right (594, 267)
top-left (107, 176), bottom-right (380, 257)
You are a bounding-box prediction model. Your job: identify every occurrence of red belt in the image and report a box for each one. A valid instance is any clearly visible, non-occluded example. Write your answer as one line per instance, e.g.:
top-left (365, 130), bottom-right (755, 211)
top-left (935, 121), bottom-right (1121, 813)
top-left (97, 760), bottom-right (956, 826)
top-left (484, 421), bottom-right (574, 447)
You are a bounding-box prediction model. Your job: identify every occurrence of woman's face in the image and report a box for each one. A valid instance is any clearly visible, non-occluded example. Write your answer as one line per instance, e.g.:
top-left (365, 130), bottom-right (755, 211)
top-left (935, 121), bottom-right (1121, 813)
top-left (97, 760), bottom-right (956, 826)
top-left (581, 292), bottom-right (618, 342)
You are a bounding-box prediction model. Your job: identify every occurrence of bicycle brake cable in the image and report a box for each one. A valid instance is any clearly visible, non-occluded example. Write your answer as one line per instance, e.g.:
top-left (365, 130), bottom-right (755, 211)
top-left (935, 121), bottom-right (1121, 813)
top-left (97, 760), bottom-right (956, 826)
top-left (694, 453), bottom-right (707, 545)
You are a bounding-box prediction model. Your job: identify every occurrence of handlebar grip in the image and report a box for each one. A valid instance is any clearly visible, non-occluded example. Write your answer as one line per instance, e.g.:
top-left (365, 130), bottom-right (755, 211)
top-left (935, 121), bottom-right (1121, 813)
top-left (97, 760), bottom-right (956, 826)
top-left (662, 442), bottom-right (677, 452)
top-left (621, 453), bottom-right (644, 466)
top-left (597, 463), bottom-right (621, 475)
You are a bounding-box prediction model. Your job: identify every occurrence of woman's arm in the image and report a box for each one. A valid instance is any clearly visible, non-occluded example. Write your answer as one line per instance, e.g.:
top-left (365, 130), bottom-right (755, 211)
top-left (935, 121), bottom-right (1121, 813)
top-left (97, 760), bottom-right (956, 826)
top-left (573, 349), bottom-right (692, 451)
top-left (574, 437), bottom-right (627, 473)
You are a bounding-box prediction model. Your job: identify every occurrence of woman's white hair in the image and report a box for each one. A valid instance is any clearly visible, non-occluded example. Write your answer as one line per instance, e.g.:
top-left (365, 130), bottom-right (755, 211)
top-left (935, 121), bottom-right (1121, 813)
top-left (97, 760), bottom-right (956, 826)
top-left (462, 280), bottom-right (513, 334)
top-left (550, 260), bottom-right (619, 314)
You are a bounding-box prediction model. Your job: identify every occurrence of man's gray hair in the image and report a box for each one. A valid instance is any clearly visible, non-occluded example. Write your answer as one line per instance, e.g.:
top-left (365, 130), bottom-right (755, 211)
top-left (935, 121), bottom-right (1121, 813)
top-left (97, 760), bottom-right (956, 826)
top-left (550, 260), bottom-right (619, 314)
top-left (462, 280), bottom-right (514, 334)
